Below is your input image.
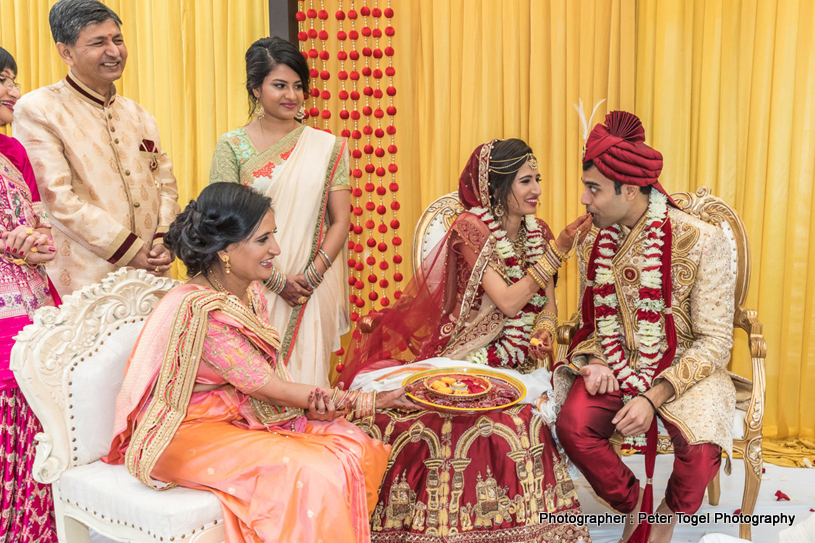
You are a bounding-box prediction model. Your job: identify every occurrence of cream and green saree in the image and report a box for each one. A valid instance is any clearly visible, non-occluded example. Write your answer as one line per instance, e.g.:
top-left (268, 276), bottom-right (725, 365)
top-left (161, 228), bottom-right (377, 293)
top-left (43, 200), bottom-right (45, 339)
top-left (209, 125), bottom-right (351, 387)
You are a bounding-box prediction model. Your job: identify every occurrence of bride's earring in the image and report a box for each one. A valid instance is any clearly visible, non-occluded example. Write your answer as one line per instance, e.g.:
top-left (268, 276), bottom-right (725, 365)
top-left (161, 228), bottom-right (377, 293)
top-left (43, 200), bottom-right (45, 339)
top-left (295, 105), bottom-right (306, 121)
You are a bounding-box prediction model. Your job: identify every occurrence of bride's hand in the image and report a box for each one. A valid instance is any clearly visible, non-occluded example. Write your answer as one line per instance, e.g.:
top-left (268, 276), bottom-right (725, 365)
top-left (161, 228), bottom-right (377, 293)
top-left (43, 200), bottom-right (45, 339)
top-left (306, 389), bottom-right (351, 421)
top-left (554, 213), bottom-right (594, 254)
top-left (529, 329), bottom-right (553, 361)
top-left (377, 386), bottom-right (421, 411)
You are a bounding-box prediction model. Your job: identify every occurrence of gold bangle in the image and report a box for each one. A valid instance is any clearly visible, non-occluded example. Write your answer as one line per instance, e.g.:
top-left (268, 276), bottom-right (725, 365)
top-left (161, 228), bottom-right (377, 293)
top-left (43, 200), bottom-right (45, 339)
top-left (527, 266), bottom-right (548, 290)
top-left (532, 319), bottom-right (556, 338)
top-left (534, 309), bottom-right (557, 327)
top-left (548, 238), bottom-right (569, 261)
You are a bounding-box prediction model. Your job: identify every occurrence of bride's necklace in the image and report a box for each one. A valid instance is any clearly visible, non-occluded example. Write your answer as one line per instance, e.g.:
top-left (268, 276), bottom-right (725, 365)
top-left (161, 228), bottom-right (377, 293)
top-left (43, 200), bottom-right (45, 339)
top-left (506, 221), bottom-right (528, 266)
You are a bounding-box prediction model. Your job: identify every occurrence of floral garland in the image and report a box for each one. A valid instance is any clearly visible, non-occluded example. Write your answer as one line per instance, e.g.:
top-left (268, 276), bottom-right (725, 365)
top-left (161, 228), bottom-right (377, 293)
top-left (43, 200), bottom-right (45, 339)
top-left (465, 207), bottom-right (548, 369)
top-left (592, 188), bottom-right (668, 448)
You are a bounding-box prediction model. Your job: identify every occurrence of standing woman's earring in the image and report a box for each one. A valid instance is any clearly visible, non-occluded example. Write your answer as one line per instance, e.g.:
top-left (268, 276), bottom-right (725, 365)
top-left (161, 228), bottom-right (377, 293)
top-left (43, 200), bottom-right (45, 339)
top-left (295, 105), bottom-right (306, 121)
top-left (253, 101), bottom-right (265, 120)
top-left (221, 253), bottom-right (231, 274)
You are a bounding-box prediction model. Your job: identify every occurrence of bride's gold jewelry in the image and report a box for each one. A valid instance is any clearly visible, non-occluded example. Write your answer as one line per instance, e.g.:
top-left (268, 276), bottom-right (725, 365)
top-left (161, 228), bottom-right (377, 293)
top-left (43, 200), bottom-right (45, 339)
top-left (488, 152), bottom-right (538, 174)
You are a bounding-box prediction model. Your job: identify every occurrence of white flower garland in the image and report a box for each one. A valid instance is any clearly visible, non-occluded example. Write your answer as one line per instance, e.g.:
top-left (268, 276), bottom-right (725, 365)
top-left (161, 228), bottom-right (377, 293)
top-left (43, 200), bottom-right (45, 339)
top-left (465, 207), bottom-right (548, 368)
top-left (592, 188), bottom-right (668, 449)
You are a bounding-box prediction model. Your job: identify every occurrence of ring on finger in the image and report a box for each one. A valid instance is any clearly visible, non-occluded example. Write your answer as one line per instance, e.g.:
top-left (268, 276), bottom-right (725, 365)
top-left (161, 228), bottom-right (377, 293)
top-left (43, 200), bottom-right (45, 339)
top-left (25, 228), bottom-right (33, 235)
top-left (316, 410), bottom-right (326, 414)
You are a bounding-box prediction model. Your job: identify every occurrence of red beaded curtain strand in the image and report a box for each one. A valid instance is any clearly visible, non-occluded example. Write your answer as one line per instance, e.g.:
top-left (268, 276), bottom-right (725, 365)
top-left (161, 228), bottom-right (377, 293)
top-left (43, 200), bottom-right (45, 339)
top-left (297, 0), bottom-right (401, 373)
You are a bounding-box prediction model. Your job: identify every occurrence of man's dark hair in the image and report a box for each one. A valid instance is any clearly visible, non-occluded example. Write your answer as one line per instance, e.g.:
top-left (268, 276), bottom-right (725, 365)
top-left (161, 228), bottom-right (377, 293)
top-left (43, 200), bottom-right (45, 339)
top-left (583, 159), bottom-right (650, 195)
top-left (49, 0), bottom-right (122, 46)
top-left (0, 47), bottom-right (17, 76)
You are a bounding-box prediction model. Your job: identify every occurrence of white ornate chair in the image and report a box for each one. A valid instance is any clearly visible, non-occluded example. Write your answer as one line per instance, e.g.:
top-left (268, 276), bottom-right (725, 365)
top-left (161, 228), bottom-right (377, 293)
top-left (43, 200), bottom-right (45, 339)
top-left (11, 269), bottom-right (226, 543)
top-left (556, 186), bottom-right (766, 541)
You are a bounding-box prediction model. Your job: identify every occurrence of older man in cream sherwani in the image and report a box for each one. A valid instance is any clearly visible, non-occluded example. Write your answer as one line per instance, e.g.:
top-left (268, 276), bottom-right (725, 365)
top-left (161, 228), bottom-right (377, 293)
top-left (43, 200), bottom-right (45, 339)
top-left (13, 0), bottom-right (179, 297)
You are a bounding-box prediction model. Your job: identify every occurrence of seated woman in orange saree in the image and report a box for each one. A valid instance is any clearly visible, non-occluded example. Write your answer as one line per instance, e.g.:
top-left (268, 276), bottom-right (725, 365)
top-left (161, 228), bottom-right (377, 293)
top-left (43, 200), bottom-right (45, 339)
top-left (105, 183), bottom-right (415, 543)
top-left (337, 139), bottom-right (594, 542)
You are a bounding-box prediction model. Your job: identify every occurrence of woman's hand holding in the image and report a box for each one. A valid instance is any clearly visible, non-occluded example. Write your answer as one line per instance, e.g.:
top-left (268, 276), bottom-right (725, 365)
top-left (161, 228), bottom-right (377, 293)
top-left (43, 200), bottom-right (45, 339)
top-left (377, 386), bottom-right (421, 412)
top-left (529, 329), bottom-right (553, 362)
top-left (306, 389), bottom-right (350, 421)
top-left (278, 274), bottom-right (313, 307)
top-left (1, 226), bottom-right (56, 265)
top-left (554, 213), bottom-right (594, 254)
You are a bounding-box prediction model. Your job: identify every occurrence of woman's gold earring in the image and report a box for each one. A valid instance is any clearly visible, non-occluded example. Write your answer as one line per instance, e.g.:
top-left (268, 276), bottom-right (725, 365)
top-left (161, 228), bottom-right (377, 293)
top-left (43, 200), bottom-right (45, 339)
top-left (253, 102), bottom-right (265, 120)
top-left (493, 203), bottom-right (505, 218)
top-left (295, 105), bottom-right (306, 121)
top-left (221, 254), bottom-right (231, 274)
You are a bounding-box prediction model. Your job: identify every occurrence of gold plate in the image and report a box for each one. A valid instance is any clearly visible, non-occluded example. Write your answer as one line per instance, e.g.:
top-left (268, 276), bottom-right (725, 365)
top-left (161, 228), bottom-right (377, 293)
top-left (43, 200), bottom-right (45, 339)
top-left (402, 367), bottom-right (526, 415)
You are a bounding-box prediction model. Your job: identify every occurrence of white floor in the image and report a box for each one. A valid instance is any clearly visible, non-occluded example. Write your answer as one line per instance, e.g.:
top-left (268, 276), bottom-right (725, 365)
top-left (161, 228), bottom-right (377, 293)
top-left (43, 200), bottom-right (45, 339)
top-left (575, 454), bottom-right (815, 542)
top-left (89, 456), bottom-right (815, 543)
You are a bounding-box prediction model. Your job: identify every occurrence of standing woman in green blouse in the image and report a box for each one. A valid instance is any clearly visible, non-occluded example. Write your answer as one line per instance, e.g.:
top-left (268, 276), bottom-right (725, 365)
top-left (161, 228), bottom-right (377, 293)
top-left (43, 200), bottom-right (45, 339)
top-left (209, 37), bottom-right (350, 388)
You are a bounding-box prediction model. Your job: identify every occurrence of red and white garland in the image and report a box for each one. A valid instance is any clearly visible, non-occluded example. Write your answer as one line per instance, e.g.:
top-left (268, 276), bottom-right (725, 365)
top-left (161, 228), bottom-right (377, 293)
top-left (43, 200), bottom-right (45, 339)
top-left (465, 209), bottom-right (548, 369)
top-left (592, 188), bottom-right (668, 447)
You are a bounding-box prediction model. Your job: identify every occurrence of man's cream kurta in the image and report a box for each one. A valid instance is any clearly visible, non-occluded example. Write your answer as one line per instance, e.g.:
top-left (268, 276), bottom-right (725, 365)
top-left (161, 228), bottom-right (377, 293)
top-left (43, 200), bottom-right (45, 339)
top-left (13, 70), bottom-right (179, 297)
top-left (553, 207), bottom-right (737, 461)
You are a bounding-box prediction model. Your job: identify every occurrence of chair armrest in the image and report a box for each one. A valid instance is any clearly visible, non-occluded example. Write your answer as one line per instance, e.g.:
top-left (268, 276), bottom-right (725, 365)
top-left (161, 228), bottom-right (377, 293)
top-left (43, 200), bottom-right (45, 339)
top-left (734, 305), bottom-right (766, 440)
top-left (554, 312), bottom-right (581, 365)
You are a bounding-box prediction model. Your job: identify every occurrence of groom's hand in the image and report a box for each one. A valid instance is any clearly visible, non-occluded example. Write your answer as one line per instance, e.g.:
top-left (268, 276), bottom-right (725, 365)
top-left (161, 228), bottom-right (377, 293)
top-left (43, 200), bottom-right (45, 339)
top-left (579, 358), bottom-right (619, 395)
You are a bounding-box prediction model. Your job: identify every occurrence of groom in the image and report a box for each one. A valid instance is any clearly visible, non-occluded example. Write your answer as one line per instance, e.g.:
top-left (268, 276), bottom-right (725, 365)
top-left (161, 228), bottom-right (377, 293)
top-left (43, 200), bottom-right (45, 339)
top-left (553, 111), bottom-right (736, 543)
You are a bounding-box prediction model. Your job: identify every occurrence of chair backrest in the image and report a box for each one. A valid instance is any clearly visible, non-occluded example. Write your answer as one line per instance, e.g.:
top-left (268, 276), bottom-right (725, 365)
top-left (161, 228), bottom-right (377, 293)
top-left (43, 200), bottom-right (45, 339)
top-left (10, 269), bottom-right (178, 484)
top-left (412, 191), bottom-right (463, 275)
top-left (671, 186), bottom-right (750, 314)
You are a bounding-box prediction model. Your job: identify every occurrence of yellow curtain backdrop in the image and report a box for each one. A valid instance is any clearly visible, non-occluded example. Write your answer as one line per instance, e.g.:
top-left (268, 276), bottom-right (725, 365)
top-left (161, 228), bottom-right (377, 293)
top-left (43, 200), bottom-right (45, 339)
top-left (635, 0), bottom-right (815, 463)
top-left (0, 0), bottom-right (270, 280)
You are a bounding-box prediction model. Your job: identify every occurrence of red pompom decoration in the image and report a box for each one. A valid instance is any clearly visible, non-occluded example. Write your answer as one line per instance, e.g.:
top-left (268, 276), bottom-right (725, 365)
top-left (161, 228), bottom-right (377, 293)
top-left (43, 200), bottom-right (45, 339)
top-left (381, 297), bottom-right (390, 307)
top-left (338, 71), bottom-right (348, 80)
top-left (376, 186), bottom-right (387, 196)
top-left (366, 256), bottom-right (376, 265)
top-left (349, 30), bottom-right (359, 40)
top-left (335, 362), bottom-right (345, 372)
top-left (388, 163), bottom-right (398, 173)
top-left (375, 128), bottom-right (385, 138)
top-left (390, 201), bottom-right (401, 210)
top-left (373, 68), bottom-right (383, 78)
top-left (385, 46), bottom-right (395, 56)
top-left (355, 280), bottom-right (364, 290)
top-left (363, 144), bottom-right (374, 155)
top-left (375, 147), bottom-right (386, 157)
top-left (318, 9), bottom-right (329, 19)
top-left (351, 130), bottom-right (362, 139)
top-left (372, 29), bottom-right (382, 39)
top-left (394, 290), bottom-right (403, 299)
top-left (339, 109), bottom-right (349, 119)
top-left (379, 279), bottom-right (389, 288)
top-left (387, 126), bottom-right (397, 135)
top-left (368, 292), bottom-right (379, 301)
top-left (308, 106), bottom-right (319, 117)
top-left (349, 51), bottom-right (360, 61)
top-left (365, 219), bottom-right (376, 229)
top-left (364, 182), bottom-right (375, 191)
top-left (321, 90), bottom-right (331, 100)
top-left (296, 11), bottom-right (307, 21)
top-left (350, 312), bottom-right (359, 322)
top-left (365, 164), bottom-right (375, 174)
top-left (379, 261), bottom-right (389, 270)
top-left (335, 10), bottom-right (346, 20)
top-left (392, 237), bottom-right (403, 246)
top-left (352, 206), bottom-right (363, 216)
top-left (376, 205), bottom-right (387, 215)
top-left (306, 8), bottom-right (318, 18)
top-left (310, 87), bottom-right (320, 97)
top-left (362, 106), bottom-right (373, 116)
top-left (349, 293), bottom-right (357, 303)
top-left (393, 254), bottom-right (403, 264)
top-left (347, 257), bottom-right (356, 267)
top-left (352, 149), bottom-right (362, 159)
top-left (389, 182), bottom-right (399, 192)
top-left (353, 225), bottom-right (363, 235)
top-left (321, 109), bottom-right (331, 119)
top-left (309, 68), bottom-right (319, 78)
top-left (352, 168), bottom-right (363, 177)
top-left (387, 106), bottom-right (397, 115)
top-left (307, 28), bottom-right (318, 39)
top-left (320, 51), bottom-right (330, 61)
top-left (385, 26), bottom-right (396, 37)
top-left (347, 240), bottom-right (355, 250)
top-left (348, 277), bottom-right (357, 286)
top-left (298, 32), bottom-right (308, 41)
top-left (377, 222), bottom-right (388, 232)
top-left (355, 298), bottom-right (366, 308)
top-left (362, 66), bottom-right (372, 76)
top-left (378, 242), bottom-right (388, 252)
top-left (363, 86), bottom-right (373, 96)
top-left (339, 90), bottom-right (349, 100)
top-left (360, 6), bottom-right (371, 16)
top-left (376, 167), bottom-right (386, 177)
top-left (386, 86), bottom-right (397, 97)
top-left (388, 144), bottom-right (398, 154)
top-left (365, 202), bottom-right (376, 211)
top-left (318, 30), bottom-right (329, 40)
top-left (352, 187), bottom-right (363, 197)
top-left (362, 47), bottom-right (373, 57)
top-left (361, 26), bottom-right (372, 37)
top-left (390, 219), bottom-right (400, 228)
top-left (368, 274), bottom-right (377, 283)
top-left (337, 51), bottom-right (347, 61)
top-left (384, 8), bottom-right (395, 17)
top-left (348, 9), bottom-right (358, 19)
top-left (394, 272), bottom-right (404, 282)
top-left (320, 70), bottom-right (330, 80)
top-left (386, 66), bottom-right (396, 76)
top-left (372, 8), bottom-right (382, 17)
top-left (354, 244), bottom-right (364, 254)
top-left (354, 262), bottom-right (364, 271)
top-left (374, 108), bottom-right (385, 119)
top-left (373, 49), bottom-right (383, 59)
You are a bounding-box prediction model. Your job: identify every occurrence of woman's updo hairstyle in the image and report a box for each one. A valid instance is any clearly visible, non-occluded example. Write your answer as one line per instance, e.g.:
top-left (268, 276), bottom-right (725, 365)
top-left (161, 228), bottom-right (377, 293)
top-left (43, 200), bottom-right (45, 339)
top-left (488, 138), bottom-right (535, 214)
top-left (245, 36), bottom-right (310, 118)
top-left (165, 183), bottom-right (272, 276)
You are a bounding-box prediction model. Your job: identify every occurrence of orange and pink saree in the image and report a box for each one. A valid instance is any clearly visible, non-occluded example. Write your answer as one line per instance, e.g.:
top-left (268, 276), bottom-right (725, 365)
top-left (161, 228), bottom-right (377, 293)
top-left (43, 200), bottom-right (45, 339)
top-left (104, 283), bottom-right (389, 542)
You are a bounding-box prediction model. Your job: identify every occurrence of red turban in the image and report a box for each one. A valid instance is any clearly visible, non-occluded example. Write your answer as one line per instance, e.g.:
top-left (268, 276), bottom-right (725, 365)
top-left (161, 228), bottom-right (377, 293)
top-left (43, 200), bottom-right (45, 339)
top-left (584, 111), bottom-right (676, 206)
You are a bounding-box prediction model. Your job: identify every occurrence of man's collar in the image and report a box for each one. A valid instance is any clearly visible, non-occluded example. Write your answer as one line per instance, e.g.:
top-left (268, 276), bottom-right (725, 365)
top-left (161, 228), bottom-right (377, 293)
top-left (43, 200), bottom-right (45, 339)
top-left (64, 69), bottom-right (117, 108)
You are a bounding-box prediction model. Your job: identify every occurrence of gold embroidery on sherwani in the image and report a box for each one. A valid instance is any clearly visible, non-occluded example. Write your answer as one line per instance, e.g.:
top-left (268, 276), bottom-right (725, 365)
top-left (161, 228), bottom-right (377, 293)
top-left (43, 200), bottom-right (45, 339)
top-left (125, 289), bottom-right (291, 490)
